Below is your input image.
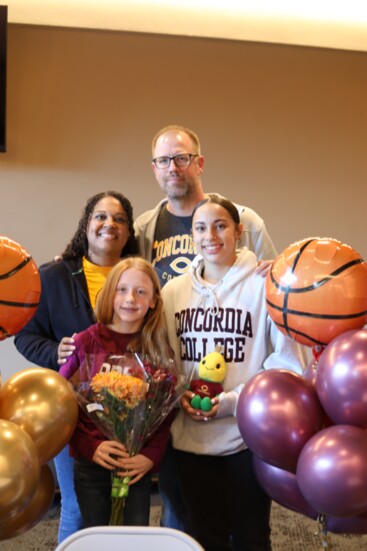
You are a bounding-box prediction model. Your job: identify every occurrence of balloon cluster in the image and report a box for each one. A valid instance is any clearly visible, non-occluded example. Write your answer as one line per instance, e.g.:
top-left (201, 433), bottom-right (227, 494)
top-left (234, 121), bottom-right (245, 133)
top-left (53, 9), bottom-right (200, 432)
top-left (0, 237), bottom-right (78, 539)
top-left (0, 369), bottom-right (78, 541)
top-left (237, 238), bottom-right (367, 536)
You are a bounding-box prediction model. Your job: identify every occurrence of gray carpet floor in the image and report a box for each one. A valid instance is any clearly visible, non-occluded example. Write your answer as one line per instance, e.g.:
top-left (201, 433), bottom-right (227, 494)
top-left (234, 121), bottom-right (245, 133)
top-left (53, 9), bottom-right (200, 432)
top-left (2, 495), bottom-right (367, 550)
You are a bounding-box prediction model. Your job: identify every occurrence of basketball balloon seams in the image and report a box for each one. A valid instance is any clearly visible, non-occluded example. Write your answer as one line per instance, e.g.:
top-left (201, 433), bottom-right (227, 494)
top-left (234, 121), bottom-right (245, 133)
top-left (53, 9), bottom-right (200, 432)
top-left (265, 238), bottom-right (367, 347)
top-left (0, 257), bottom-right (40, 307)
top-left (0, 237), bottom-right (41, 340)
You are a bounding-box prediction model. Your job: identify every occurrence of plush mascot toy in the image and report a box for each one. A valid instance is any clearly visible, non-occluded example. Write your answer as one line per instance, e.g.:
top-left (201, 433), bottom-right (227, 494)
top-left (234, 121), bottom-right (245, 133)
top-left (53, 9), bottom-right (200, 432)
top-left (190, 349), bottom-right (227, 412)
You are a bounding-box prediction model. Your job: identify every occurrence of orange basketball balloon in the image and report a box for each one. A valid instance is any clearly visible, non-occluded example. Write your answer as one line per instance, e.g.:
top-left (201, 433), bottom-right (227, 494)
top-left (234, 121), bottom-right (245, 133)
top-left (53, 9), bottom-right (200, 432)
top-left (266, 237), bottom-right (367, 347)
top-left (0, 236), bottom-right (41, 340)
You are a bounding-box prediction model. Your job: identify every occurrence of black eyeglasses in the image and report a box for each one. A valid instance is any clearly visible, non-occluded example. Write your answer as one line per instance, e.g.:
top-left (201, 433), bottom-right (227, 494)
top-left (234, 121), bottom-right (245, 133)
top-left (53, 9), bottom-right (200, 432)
top-left (152, 153), bottom-right (199, 169)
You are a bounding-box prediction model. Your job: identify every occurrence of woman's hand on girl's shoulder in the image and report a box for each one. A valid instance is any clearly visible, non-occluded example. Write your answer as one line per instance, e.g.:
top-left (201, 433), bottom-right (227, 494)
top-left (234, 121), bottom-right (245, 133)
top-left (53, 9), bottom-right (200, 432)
top-left (57, 333), bottom-right (77, 365)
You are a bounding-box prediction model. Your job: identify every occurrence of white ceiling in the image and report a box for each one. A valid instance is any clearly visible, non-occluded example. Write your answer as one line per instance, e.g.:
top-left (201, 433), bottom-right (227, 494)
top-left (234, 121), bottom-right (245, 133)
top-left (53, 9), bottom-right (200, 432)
top-left (5, 0), bottom-right (367, 52)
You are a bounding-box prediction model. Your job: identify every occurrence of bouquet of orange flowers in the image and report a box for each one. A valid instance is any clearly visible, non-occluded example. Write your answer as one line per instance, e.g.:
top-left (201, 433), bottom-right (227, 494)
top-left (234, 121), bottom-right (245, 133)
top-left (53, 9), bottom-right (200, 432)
top-left (70, 352), bottom-right (187, 525)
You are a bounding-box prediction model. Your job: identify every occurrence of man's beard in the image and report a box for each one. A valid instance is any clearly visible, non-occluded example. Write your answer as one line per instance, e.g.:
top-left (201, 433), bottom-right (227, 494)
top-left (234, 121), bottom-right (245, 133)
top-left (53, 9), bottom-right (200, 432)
top-left (163, 177), bottom-right (194, 200)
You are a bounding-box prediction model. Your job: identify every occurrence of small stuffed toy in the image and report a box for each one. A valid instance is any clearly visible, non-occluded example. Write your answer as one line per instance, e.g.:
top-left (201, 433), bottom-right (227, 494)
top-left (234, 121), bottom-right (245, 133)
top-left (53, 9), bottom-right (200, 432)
top-left (190, 348), bottom-right (227, 412)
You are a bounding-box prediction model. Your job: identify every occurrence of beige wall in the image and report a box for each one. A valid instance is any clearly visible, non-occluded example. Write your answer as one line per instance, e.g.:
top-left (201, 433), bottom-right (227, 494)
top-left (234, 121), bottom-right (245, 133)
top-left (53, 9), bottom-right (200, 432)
top-left (1, 24), bottom-right (366, 379)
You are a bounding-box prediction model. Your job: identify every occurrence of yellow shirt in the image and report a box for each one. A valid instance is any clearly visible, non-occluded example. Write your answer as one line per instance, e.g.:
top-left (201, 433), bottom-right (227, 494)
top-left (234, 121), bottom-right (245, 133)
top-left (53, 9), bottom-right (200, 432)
top-left (82, 257), bottom-right (114, 308)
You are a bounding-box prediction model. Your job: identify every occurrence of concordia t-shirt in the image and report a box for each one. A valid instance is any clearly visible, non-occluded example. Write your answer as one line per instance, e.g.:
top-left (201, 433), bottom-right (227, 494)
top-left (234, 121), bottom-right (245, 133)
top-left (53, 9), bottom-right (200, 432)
top-left (152, 205), bottom-right (197, 287)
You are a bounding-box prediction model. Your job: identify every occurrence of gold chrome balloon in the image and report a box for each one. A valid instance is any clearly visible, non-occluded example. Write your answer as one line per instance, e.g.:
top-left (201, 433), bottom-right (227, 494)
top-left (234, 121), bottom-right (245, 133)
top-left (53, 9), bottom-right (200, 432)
top-left (0, 419), bottom-right (40, 523)
top-left (0, 367), bottom-right (78, 464)
top-left (0, 464), bottom-right (55, 540)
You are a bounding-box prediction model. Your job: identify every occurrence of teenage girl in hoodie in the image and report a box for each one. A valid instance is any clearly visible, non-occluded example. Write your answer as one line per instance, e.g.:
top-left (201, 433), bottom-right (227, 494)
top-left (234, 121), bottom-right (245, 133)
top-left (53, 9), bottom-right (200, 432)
top-left (162, 195), bottom-right (307, 551)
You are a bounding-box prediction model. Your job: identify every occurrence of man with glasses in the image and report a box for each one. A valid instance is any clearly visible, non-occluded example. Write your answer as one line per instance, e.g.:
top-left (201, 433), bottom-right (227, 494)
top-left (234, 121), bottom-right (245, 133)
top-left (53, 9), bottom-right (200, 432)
top-left (134, 124), bottom-right (276, 287)
top-left (134, 125), bottom-right (277, 534)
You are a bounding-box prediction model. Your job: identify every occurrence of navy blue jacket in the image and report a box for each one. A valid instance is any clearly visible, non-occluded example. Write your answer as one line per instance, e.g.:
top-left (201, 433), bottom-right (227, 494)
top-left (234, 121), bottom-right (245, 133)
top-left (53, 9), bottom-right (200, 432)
top-left (14, 257), bottom-right (95, 371)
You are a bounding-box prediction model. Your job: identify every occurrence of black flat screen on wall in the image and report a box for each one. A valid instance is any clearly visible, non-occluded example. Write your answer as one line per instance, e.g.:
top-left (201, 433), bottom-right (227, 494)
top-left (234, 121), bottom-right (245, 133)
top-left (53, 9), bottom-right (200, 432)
top-left (0, 6), bottom-right (7, 153)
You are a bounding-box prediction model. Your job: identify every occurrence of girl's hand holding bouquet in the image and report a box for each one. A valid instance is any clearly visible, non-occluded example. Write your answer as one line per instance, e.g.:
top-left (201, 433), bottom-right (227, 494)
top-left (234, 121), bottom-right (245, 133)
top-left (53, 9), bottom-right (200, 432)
top-left (93, 440), bottom-right (154, 484)
top-left (71, 352), bottom-right (188, 525)
top-left (117, 453), bottom-right (154, 485)
top-left (92, 440), bottom-right (127, 471)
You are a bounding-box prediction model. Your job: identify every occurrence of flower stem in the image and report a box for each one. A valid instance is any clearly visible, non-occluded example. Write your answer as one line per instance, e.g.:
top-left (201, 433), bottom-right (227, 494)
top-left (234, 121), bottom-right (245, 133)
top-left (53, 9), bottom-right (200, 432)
top-left (109, 475), bottom-right (130, 525)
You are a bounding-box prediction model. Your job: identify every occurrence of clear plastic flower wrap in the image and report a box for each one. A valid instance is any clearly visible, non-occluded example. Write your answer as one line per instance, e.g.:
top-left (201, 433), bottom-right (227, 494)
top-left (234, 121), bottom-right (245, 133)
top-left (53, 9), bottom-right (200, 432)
top-left (69, 352), bottom-right (188, 525)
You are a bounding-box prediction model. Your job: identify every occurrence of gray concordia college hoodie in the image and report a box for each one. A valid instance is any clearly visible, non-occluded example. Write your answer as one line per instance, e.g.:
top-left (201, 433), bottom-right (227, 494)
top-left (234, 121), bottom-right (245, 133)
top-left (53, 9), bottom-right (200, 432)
top-left (162, 247), bottom-right (308, 456)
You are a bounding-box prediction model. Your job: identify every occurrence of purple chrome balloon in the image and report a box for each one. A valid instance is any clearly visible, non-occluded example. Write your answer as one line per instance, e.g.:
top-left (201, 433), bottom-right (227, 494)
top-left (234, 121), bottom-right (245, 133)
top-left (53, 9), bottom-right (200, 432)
top-left (303, 358), bottom-right (318, 387)
top-left (297, 424), bottom-right (367, 518)
top-left (253, 454), bottom-right (318, 520)
top-left (237, 369), bottom-right (325, 472)
top-left (327, 511), bottom-right (367, 534)
top-left (316, 329), bottom-right (367, 427)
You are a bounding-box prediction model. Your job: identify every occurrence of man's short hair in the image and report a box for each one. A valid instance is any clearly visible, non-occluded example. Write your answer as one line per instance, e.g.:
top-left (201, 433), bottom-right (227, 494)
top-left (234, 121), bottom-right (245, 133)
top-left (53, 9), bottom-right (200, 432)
top-left (151, 125), bottom-right (201, 157)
